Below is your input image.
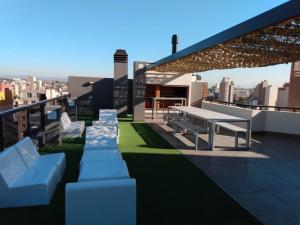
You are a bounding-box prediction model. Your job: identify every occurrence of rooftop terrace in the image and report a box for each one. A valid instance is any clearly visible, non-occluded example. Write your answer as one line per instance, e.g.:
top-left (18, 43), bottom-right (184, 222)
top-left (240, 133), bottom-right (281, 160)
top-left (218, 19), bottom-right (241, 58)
top-left (0, 116), bottom-right (264, 225)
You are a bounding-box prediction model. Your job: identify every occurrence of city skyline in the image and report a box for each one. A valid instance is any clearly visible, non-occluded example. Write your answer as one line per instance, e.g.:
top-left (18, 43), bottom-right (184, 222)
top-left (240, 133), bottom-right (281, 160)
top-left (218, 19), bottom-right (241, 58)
top-left (0, 0), bottom-right (288, 87)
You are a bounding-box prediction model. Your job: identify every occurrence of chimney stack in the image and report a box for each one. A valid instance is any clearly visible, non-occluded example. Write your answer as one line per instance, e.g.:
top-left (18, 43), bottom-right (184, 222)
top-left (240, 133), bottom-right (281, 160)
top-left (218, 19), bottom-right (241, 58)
top-left (172, 34), bottom-right (178, 54)
top-left (113, 49), bottom-right (128, 117)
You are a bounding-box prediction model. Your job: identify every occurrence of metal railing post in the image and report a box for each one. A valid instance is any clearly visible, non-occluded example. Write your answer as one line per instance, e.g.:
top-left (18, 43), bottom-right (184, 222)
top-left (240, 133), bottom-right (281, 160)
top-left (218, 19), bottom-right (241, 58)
top-left (40, 103), bottom-right (45, 132)
top-left (0, 116), bottom-right (4, 151)
top-left (26, 108), bottom-right (31, 136)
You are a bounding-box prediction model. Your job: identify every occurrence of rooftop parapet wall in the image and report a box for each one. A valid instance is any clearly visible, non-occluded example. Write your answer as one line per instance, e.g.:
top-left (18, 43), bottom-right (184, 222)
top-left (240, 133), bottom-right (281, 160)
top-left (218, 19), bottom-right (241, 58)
top-left (202, 101), bottom-right (300, 135)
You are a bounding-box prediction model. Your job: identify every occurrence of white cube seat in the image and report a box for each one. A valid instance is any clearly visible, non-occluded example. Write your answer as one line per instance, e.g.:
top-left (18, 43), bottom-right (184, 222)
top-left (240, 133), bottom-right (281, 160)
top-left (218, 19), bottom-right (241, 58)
top-left (80, 149), bottom-right (122, 169)
top-left (15, 137), bottom-right (66, 181)
top-left (99, 109), bottom-right (117, 118)
top-left (84, 138), bottom-right (118, 151)
top-left (86, 126), bottom-right (117, 138)
top-left (92, 120), bottom-right (118, 127)
top-left (84, 126), bottom-right (118, 150)
top-left (78, 160), bottom-right (129, 182)
top-left (0, 146), bottom-right (59, 208)
top-left (66, 179), bottom-right (136, 225)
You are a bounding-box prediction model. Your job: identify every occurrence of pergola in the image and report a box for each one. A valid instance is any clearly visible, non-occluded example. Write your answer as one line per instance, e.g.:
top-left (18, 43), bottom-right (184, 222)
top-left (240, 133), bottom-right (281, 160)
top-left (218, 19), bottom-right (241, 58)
top-left (147, 0), bottom-right (300, 73)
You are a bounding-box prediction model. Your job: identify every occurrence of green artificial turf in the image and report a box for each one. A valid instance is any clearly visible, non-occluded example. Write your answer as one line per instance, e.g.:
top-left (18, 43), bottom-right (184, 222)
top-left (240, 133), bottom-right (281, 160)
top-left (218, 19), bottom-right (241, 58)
top-left (0, 117), bottom-right (262, 225)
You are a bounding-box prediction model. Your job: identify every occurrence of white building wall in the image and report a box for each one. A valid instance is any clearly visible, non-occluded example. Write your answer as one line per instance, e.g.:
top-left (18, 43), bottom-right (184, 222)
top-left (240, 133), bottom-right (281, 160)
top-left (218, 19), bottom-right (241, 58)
top-left (202, 101), bottom-right (300, 135)
top-left (277, 88), bottom-right (289, 107)
top-left (264, 86), bottom-right (278, 106)
top-left (189, 81), bottom-right (207, 106)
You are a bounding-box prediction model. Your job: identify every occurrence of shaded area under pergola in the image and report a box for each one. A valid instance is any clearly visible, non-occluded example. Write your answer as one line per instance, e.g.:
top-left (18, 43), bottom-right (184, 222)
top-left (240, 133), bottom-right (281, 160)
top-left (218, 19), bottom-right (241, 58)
top-left (148, 0), bottom-right (300, 73)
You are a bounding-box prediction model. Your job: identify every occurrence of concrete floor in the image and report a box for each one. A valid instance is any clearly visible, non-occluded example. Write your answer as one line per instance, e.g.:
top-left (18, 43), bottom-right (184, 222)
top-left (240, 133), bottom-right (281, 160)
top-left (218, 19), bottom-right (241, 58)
top-left (147, 118), bottom-right (300, 225)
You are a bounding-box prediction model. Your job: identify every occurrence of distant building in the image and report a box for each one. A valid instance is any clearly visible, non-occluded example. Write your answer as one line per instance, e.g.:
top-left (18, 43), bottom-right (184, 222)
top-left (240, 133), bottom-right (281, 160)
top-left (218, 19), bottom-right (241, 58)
top-left (288, 61), bottom-right (300, 108)
top-left (17, 76), bottom-right (62, 105)
top-left (19, 89), bottom-right (61, 105)
top-left (252, 80), bottom-right (268, 105)
top-left (0, 81), bottom-right (13, 111)
top-left (218, 77), bottom-right (234, 102)
top-left (234, 88), bottom-right (251, 102)
top-left (277, 83), bottom-right (289, 107)
top-left (209, 83), bottom-right (220, 99)
top-left (264, 85), bottom-right (278, 107)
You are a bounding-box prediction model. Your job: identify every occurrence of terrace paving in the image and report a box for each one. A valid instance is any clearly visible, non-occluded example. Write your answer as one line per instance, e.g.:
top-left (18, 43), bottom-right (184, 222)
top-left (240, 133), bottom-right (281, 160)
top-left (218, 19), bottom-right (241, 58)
top-left (147, 118), bottom-right (300, 225)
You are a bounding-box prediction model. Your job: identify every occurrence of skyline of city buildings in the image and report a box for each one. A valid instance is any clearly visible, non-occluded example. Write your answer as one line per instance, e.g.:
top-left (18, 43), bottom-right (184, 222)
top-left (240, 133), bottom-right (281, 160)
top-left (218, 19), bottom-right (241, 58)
top-left (1, 61), bottom-right (300, 112)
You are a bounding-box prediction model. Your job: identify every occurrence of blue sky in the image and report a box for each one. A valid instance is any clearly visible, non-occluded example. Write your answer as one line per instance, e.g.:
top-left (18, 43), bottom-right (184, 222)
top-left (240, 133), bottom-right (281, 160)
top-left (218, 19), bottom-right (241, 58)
top-left (0, 0), bottom-right (290, 87)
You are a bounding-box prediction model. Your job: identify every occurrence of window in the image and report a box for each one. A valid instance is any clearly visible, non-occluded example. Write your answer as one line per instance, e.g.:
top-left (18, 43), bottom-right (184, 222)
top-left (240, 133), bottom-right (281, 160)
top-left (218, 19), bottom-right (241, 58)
top-left (27, 93), bottom-right (32, 98)
top-left (31, 100), bottom-right (36, 104)
top-left (37, 93), bottom-right (40, 98)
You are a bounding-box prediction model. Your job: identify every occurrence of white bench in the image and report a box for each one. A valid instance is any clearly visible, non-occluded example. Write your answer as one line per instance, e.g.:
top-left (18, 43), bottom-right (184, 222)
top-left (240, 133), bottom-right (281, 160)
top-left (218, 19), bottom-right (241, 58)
top-left (215, 122), bottom-right (246, 149)
top-left (0, 146), bottom-right (60, 207)
top-left (61, 112), bottom-right (85, 138)
top-left (176, 119), bottom-right (208, 150)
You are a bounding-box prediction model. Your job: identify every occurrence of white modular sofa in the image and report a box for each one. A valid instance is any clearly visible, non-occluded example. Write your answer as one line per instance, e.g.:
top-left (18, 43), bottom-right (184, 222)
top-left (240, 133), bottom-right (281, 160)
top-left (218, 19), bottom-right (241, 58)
top-left (66, 178), bottom-right (136, 225)
top-left (61, 112), bottom-right (85, 138)
top-left (15, 137), bottom-right (66, 181)
top-left (0, 145), bottom-right (60, 208)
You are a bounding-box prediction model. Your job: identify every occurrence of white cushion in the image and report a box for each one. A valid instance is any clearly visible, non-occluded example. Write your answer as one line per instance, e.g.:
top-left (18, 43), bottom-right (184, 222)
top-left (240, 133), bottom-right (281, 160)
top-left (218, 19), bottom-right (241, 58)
top-left (15, 137), bottom-right (40, 167)
top-left (78, 160), bottom-right (129, 182)
top-left (13, 165), bottom-right (57, 188)
top-left (61, 112), bottom-right (71, 130)
top-left (84, 138), bottom-right (117, 150)
top-left (86, 126), bottom-right (117, 139)
top-left (0, 146), bottom-right (27, 187)
top-left (80, 150), bottom-right (122, 169)
top-left (15, 137), bottom-right (66, 181)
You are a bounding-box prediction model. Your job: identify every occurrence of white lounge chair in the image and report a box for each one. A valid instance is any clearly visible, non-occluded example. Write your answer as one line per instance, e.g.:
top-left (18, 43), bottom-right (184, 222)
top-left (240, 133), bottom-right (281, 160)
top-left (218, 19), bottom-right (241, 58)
top-left (0, 146), bottom-right (59, 208)
top-left (15, 137), bottom-right (66, 181)
top-left (66, 179), bottom-right (136, 225)
top-left (61, 112), bottom-right (85, 138)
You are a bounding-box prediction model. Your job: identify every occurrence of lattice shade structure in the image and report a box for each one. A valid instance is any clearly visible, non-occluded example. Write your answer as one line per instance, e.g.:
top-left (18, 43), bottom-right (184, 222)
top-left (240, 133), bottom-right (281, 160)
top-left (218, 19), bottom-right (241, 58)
top-left (148, 1), bottom-right (300, 73)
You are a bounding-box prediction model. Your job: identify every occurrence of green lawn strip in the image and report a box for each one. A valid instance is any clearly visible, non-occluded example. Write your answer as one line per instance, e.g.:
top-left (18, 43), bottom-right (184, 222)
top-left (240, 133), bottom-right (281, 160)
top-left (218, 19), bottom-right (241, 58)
top-left (119, 121), bottom-right (262, 225)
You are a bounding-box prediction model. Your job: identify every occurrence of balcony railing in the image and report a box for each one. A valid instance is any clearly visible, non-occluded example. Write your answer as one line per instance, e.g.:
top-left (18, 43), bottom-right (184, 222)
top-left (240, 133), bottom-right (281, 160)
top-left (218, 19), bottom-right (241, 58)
top-left (206, 99), bottom-right (300, 113)
top-left (0, 95), bottom-right (69, 150)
